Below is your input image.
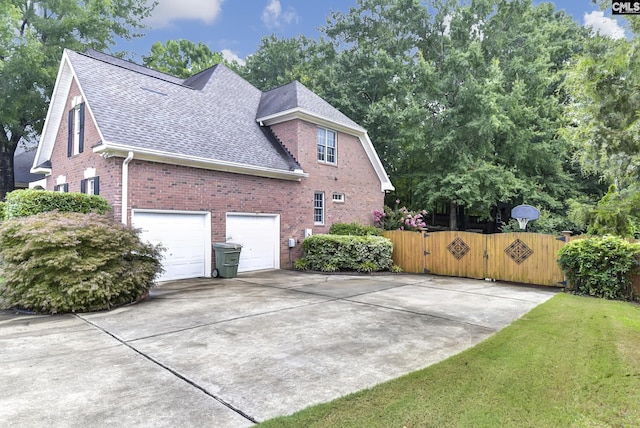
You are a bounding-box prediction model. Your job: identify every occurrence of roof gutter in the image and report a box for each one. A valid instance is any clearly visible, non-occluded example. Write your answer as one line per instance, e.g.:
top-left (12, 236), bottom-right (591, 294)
top-left (94, 143), bottom-right (308, 181)
top-left (121, 151), bottom-right (134, 225)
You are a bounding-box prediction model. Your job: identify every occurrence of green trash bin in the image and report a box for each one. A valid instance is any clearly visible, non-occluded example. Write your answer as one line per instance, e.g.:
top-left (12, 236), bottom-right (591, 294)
top-left (212, 243), bottom-right (242, 278)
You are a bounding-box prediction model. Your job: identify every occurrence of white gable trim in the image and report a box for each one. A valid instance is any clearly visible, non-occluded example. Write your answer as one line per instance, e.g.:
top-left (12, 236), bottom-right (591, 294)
top-left (257, 108), bottom-right (394, 192)
top-left (31, 49), bottom-right (106, 175)
top-left (93, 142), bottom-right (308, 181)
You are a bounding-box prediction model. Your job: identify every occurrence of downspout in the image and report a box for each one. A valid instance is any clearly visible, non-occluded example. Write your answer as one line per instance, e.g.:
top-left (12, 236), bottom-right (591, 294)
top-left (121, 151), bottom-right (134, 225)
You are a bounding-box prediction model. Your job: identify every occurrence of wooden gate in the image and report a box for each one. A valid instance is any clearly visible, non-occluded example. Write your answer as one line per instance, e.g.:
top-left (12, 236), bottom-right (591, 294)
top-left (384, 230), bottom-right (567, 287)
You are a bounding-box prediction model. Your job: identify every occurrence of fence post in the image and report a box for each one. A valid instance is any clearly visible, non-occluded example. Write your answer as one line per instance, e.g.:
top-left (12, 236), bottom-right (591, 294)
top-left (560, 231), bottom-right (573, 288)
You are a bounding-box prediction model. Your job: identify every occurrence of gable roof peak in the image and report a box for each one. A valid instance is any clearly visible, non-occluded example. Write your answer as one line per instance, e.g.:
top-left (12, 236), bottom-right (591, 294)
top-left (257, 80), bottom-right (362, 131)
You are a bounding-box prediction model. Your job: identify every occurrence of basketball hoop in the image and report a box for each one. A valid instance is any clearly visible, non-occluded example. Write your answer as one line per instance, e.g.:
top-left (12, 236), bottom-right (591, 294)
top-left (516, 218), bottom-right (529, 230)
top-left (511, 204), bottom-right (540, 231)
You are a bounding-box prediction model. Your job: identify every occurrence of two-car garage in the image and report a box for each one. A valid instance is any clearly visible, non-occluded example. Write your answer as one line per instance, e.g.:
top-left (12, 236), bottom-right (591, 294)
top-left (132, 210), bottom-right (280, 282)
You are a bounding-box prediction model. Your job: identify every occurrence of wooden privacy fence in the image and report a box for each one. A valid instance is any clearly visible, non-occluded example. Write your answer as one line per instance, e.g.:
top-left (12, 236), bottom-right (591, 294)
top-left (383, 230), bottom-right (569, 287)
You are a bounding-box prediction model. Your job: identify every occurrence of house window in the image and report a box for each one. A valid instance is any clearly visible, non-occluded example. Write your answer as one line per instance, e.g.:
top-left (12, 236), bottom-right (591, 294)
top-left (81, 177), bottom-right (100, 195)
top-left (54, 183), bottom-right (69, 193)
top-left (317, 127), bottom-right (336, 164)
top-left (332, 193), bottom-right (345, 203)
top-left (68, 97), bottom-right (85, 157)
top-left (314, 192), bottom-right (324, 225)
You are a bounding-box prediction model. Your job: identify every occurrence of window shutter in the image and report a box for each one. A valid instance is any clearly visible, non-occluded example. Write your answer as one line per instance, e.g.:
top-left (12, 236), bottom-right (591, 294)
top-left (93, 177), bottom-right (100, 195)
top-left (80, 179), bottom-right (86, 194)
top-left (78, 103), bottom-right (85, 153)
top-left (67, 109), bottom-right (74, 157)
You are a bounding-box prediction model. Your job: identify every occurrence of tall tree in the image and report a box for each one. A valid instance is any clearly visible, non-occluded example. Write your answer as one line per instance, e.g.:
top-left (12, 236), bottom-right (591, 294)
top-left (317, 0), bottom-right (589, 229)
top-left (563, 16), bottom-right (640, 187)
top-left (142, 40), bottom-right (224, 78)
top-left (239, 35), bottom-right (321, 90)
top-left (0, 0), bottom-right (154, 199)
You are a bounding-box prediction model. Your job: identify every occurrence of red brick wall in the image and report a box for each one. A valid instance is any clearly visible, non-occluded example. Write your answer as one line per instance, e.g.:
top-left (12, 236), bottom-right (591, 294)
top-left (127, 161), bottom-right (306, 265)
top-left (48, 79), bottom-right (122, 220)
top-left (270, 119), bottom-right (384, 233)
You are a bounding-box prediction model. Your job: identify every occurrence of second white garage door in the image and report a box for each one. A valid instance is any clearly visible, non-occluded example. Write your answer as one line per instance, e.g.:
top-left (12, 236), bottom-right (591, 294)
top-left (132, 210), bottom-right (211, 282)
top-left (226, 214), bottom-right (280, 272)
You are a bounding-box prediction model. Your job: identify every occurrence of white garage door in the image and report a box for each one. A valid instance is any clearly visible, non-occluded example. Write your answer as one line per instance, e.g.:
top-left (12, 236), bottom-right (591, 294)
top-left (226, 214), bottom-right (280, 272)
top-left (133, 211), bottom-right (210, 282)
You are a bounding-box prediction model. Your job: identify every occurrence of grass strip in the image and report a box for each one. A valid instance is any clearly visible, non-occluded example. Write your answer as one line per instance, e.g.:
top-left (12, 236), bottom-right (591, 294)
top-left (260, 294), bottom-right (640, 427)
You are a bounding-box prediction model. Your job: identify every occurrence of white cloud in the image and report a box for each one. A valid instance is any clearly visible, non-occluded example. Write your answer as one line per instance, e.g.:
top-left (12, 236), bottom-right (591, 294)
top-left (584, 11), bottom-right (626, 40)
top-left (147, 0), bottom-right (223, 27)
top-left (261, 0), bottom-right (299, 29)
top-left (222, 49), bottom-right (246, 66)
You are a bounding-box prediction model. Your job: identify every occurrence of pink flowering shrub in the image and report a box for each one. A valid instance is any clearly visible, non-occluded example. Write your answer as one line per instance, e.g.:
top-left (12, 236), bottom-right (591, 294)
top-left (374, 200), bottom-right (428, 231)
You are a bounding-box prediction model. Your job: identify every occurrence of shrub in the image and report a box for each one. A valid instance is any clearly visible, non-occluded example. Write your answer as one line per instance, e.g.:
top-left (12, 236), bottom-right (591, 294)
top-left (293, 258), bottom-right (309, 271)
top-left (0, 211), bottom-right (164, 314)
top-left (557, 235), bottom-right (640, 301)
top-left (302, 234), bottom-right (393, 272)
top-left (390, 264), bottom-right (403, 273)
top-left (0, 200), bottom-right (5, 221)
top-left (329, 222), bottom-right (383, 236)
top-left (374, 200), bottom-right (428, 231)
top-left (4, 189), bottom-right (110, 219)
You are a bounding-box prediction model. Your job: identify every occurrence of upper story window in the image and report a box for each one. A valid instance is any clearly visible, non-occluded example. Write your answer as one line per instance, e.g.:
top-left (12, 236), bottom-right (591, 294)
top-left (317, 127), bottom-right (336, 164)
top-left (68, 96), bottom-right (85, 157)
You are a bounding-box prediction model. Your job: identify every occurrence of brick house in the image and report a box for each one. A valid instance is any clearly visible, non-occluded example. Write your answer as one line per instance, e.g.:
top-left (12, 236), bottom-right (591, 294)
top-left (32, 49), bottom-right (394, 281)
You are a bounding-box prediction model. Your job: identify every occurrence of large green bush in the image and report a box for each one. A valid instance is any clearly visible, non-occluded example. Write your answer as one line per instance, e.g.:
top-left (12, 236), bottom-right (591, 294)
top-left (329, 222), bottom-right (383, 236)
top-left (0, 212), bottom-right (164, 314)
top-left (0, 200), bottom-right (5, 221)
top-left (300, 234), bottom-right (393, 272)
top-left (557, 236), bottom-right (640, 301)
top-left (4, 189), bottom-right (110, 219)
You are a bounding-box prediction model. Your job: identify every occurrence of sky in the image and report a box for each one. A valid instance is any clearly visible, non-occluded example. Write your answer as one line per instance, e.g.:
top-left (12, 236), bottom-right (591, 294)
top-left (114, 0), bottom-right (630, 65)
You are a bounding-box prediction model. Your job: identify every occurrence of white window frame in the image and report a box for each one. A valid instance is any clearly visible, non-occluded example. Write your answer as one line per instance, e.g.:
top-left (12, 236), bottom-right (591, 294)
top-left (85, 177), bottom-right (96, 195)
top-left (332, 193), bottom-right (345, 203)
top-left (71, 96), bottom-right (82, 156)
top-left (314, 192), bottom-right (325, 225)
top-left (317, 127), bottom-right (337, 164)
top-left (72, 106), bottom-right (81, 155)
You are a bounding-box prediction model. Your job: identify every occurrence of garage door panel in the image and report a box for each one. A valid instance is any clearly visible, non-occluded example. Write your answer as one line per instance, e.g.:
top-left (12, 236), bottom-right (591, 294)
top-left (133, 212), bottom-right (209, 282)
top-left (226, 215), bottom-right (279, 273)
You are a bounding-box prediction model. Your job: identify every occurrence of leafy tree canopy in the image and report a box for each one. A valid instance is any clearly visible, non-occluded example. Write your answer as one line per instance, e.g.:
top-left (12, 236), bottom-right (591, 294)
top-left (142, 39), bottom-right (224, 78)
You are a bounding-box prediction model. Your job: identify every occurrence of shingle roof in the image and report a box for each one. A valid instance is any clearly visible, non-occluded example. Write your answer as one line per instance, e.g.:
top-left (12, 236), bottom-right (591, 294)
top-left (258, 81), bottom-right (363, 130)
top-left (69, 50), bottom-right (301, 172)
top-left (14, 148), bottom-right (41, 186)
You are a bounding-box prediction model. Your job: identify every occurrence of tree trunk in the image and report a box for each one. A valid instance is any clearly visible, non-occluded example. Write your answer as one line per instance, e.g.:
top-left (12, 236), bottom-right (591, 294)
top-left (0, 140), bottom-right (18, 201)
top-left (449, 201), bottom-right (458, 230)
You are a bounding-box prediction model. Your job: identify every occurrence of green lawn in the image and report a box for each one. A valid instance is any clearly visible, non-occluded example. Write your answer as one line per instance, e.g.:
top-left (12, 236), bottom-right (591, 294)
top-left (260, 294), bottom-right (640, 427)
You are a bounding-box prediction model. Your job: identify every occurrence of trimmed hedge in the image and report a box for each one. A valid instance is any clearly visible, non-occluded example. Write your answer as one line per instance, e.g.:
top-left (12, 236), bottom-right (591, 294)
top-left (300, 234), bottom-right (393, 272)
top-left (329, 222), bottom-right (383, 236)
top-left (0, 211), bottom-right (163, 314)
top-left (558, 235), bottom-right (640, 301)
top-left (4, 189), bottom-right (110, 219)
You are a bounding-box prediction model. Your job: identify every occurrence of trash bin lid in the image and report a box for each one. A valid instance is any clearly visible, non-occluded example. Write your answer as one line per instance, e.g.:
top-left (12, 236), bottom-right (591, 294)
top-left (213, 242), bottom-right (242, 249)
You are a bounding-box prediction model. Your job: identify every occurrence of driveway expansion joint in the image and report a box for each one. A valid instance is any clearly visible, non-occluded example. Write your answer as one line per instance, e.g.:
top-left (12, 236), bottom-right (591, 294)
top-left (75, 314), bottom-right (259, 425)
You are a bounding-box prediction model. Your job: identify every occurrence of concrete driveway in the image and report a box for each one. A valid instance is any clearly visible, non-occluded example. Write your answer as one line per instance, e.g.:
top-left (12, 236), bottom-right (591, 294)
top-left (1, 271), bottom-right (557, 427)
